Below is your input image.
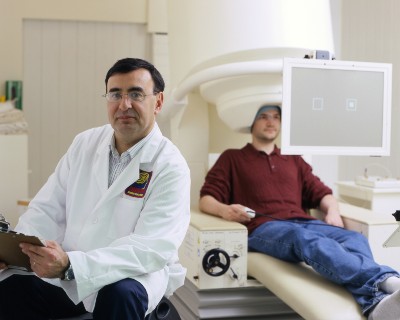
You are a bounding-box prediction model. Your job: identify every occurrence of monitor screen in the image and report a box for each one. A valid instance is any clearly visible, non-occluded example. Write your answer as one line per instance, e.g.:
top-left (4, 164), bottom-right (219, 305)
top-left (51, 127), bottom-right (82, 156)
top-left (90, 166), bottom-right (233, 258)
top-left (281, 58), bottom-right (392, 156)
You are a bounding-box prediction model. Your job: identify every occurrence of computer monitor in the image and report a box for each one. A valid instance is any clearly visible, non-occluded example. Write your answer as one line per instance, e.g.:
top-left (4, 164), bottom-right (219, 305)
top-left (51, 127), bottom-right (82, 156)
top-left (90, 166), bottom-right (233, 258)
top-left (281, 58), bottom-right (392, 156)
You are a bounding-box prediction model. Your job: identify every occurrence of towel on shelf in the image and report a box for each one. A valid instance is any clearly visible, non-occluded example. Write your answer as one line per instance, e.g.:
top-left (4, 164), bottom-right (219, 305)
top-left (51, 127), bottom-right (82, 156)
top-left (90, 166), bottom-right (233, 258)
top-left (0, 101), bottom-right (28, 134)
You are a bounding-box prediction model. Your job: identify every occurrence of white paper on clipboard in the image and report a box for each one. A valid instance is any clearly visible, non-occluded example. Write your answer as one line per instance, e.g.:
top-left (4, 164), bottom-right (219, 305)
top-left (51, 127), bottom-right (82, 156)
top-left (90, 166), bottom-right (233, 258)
top-left (383, 223), bottom-right (400, 248)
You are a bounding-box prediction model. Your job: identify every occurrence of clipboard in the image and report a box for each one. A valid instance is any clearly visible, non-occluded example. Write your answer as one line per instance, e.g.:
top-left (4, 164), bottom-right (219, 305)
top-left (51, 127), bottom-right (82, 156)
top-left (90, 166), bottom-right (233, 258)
top-left (0, 231), bottom-right (45, 271)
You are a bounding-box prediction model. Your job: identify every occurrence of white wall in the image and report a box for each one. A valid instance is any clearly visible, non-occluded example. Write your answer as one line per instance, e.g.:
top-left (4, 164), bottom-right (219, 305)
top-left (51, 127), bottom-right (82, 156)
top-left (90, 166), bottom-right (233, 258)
top-left (0, 0), bottom-right (147, 98)
top-left (339, 0), bottom-right (400, 182)
top-left (23, 19), bottom-right (151, 195)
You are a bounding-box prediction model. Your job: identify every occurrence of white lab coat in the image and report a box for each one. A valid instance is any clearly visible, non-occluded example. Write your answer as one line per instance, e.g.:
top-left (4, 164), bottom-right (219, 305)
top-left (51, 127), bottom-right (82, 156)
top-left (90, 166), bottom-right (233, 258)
top-left (2, 123), bottom-right (191, 315)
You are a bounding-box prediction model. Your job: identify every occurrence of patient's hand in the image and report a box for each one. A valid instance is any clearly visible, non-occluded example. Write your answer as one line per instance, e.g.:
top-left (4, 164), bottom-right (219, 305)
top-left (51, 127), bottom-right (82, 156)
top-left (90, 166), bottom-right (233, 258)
top-left (324, 210), bottom-right (344, 228)
top-left (0, 262), bottom-right (7, 270)
top-left (220, 204), bottom-right (252, 223)
top-left (319, 194), bottom-right (344, 228)
top-left (199, 195), bottom-right (252, 223)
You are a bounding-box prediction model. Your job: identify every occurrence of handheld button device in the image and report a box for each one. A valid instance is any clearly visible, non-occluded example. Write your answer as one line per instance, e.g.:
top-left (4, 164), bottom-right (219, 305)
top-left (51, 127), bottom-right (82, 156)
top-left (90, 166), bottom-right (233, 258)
top-left (244, 207), bottom-right (256, 218)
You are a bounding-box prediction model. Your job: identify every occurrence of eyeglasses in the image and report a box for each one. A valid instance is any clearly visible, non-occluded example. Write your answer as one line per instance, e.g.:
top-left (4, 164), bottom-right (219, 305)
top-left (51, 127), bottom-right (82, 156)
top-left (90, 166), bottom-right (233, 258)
top-left (102, 91), bottom-right (157, 103)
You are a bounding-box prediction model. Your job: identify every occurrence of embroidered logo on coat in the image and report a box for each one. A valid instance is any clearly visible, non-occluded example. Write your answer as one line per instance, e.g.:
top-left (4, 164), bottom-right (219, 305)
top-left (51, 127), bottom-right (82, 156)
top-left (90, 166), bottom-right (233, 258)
top-left (125, 170), bottom-right (153, 198)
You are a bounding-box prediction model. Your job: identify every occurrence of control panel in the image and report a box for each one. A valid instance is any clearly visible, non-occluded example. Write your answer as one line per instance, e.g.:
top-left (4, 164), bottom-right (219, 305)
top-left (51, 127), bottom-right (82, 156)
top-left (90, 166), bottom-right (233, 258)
top-left (179, 211), bottom-right (248, 289)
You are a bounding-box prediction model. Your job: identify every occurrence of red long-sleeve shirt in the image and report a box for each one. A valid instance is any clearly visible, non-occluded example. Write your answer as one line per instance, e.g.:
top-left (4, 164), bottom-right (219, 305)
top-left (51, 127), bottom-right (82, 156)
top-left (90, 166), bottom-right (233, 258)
top-left (200, 144), bottom-right (332, 234)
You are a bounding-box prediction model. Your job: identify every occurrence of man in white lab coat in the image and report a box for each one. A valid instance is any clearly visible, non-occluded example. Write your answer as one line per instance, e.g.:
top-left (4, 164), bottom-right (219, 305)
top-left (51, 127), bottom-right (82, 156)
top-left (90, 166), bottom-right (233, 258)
top-left (0, 58), bottom-right (191, 319)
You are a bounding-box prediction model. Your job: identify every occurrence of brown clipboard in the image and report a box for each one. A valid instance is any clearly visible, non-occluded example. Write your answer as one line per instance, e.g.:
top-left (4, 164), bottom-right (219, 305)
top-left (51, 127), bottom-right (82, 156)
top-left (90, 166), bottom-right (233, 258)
top-left (0, 231), bottom-right (45, 271)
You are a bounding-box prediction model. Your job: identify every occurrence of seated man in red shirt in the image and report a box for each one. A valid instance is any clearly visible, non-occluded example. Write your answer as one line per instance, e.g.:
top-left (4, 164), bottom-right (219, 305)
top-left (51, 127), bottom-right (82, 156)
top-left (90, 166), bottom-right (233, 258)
top-left (199, 105), bottom-right (400, 320)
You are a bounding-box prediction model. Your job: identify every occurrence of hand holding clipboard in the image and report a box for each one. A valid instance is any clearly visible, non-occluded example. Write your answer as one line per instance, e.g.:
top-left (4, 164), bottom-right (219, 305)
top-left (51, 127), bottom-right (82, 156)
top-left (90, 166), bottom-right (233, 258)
top-left (0, 231), bottom-right (46, 272)
top-left (0, 214), bottom-right (45, 272)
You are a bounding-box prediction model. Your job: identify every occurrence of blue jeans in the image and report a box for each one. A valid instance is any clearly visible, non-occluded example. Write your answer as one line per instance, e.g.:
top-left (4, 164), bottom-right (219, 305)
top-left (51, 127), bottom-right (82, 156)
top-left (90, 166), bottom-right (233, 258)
top-left (248, 219), bottom-right (399, 315)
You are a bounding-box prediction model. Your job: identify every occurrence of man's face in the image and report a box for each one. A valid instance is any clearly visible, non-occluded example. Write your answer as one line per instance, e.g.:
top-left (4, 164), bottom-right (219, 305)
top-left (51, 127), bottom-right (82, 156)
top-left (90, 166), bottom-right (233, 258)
top-left (106, 68), bottom-right (163, 147)
top-left (251, 109), bottom-right (281, 142)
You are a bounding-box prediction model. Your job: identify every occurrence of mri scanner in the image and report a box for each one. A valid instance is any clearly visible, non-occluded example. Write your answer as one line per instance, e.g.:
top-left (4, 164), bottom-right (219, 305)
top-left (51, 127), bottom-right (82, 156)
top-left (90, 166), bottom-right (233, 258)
top-left (161, 2), bottom-right (398, 318)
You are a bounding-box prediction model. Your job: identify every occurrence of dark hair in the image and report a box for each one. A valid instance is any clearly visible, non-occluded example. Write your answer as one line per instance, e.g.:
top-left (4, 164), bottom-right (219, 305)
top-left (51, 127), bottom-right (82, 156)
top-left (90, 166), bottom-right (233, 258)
top-left (105, 58), bottom-right (165, 93)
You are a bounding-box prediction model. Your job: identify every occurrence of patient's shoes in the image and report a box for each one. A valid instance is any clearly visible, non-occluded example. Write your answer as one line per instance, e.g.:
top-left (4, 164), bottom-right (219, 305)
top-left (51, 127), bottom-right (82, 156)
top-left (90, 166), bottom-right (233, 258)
top-left (368, 289), bottom-right (400, 320)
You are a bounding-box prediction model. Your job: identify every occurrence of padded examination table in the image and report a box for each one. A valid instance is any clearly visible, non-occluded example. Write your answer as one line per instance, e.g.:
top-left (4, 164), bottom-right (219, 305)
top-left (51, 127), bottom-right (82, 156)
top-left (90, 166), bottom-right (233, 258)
top-left (247, 252), bottom-right (366, 320)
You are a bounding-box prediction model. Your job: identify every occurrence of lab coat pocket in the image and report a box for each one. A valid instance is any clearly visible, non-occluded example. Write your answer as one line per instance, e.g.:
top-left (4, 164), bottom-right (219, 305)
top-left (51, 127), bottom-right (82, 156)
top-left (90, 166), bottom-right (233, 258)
top-left (107, 196), bottom-right (143, 239)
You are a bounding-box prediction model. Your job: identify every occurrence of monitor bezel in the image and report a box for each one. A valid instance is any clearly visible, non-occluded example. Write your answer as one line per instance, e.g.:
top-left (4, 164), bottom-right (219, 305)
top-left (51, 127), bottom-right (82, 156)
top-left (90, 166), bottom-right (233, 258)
top-left (281, 57), bottom-right (392, 156)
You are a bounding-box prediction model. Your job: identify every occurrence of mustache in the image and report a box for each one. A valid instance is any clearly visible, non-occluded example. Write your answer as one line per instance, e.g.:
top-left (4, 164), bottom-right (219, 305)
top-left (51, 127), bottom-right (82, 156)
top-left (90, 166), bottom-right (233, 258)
top-left (115, 110), bottom-right (138, 118)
